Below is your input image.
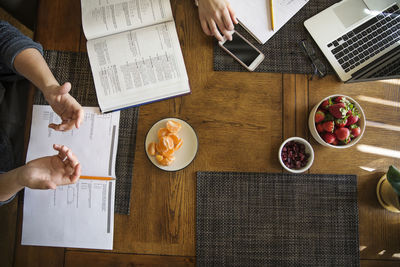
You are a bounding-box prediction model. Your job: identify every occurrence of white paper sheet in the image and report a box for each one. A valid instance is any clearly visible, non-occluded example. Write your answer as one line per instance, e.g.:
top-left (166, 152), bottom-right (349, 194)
top-left (22, 105), bottom-right (120, 249)
top-left (230, 0), bottom-right (309, 44)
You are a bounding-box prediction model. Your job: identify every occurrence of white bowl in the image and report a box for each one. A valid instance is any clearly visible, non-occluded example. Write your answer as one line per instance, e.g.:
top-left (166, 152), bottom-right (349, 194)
top-left (308, 95), bottom-right (366, 148)
top-left (145, 118), bottom-right (198, 171)
top-left (278, 137), bottom-right (314, 173)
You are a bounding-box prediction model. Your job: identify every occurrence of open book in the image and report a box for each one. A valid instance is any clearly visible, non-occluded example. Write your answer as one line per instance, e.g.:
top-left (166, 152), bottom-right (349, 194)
top-left (230, 0), bottom-right (309, 44)
top-left (81, 0), bottom-right (190, 112)
top-left (22, 105), bottom-right (120, 249)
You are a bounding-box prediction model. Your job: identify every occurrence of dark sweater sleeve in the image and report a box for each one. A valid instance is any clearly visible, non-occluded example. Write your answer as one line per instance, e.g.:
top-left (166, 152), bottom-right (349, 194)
top-left (0, 20), bottom-right (43, 74)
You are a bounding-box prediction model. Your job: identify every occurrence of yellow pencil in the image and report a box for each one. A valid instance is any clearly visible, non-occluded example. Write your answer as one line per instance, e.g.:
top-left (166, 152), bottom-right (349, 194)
top-left (80, 175), bottom-right (115, 181)
top-left (269, 0), bottom-right (274, 31)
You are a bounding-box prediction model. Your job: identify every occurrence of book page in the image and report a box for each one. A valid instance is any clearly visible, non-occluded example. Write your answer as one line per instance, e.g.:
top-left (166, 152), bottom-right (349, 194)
top-left (22, 105), bottom-right (120, 249)
top-left (230, 0), bottom-right (309, 44)
top-left (86, 21), bottom-right (190, 112)
top-left (82, 0), bottom-right (173, 40)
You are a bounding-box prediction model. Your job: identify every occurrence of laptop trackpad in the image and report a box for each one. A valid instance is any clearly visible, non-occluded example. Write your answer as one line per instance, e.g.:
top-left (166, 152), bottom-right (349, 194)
top-left (333, 0), bottom-right (369, 28)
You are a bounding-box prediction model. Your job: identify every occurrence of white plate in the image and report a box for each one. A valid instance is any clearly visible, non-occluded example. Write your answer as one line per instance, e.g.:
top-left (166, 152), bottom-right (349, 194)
top-left (145, 118), bottom-right (198, 171)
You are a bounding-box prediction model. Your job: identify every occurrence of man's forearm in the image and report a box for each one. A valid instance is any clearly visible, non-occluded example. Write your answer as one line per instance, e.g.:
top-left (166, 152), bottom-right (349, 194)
top-left (0, 167), bottom-right (24, 202)
top-left (13, 48), bottom-right (59, 96)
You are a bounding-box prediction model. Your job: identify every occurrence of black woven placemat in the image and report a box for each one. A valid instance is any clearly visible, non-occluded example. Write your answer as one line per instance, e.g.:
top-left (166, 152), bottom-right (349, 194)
top-left (33, 50), bottom-right (139, 215)
top-left (196, 171), bottom-right (359, 266)
top-left (214, 0), bottom-right (339, 73)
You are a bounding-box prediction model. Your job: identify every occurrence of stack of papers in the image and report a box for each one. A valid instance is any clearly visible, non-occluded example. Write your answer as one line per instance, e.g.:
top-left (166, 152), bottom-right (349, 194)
top-left (230, 0), bottom-right (309, 44)
top-left (22, 105), bottom-right (120, 250)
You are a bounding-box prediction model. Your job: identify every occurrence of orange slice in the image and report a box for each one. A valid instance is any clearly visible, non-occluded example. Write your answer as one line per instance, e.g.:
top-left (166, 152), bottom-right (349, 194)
top-left (162, 148), bottom-right (174, 158)
top-left (166, 120), bottom-right (181, 133)
top-left (174, 139), bottom-right (183, 151)
top-left (157, 127), bottom-right (169, 138)
top-left (155, 154), bottom-right (164, 163)
top-left (160, 136), bottom-right (174, 151)
top-left (156, 154), bottom-right (175, 166)
top-left (147, 142), bottom-right (156, 156)
top-left (168, 133), bottom-right (181, 145)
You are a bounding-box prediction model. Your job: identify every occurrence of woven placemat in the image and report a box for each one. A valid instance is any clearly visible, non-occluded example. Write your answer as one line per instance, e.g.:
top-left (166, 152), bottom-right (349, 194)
top-left (214, 0), bottom-right (339, 73)
top-left (196, 171), bottom-right (359, 266)
top-left (33, 50), bottom-right (139, 215)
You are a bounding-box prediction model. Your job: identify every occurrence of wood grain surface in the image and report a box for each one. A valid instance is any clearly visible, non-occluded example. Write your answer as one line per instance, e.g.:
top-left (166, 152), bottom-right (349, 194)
top-left (0, 0), bottom-right (399, 266)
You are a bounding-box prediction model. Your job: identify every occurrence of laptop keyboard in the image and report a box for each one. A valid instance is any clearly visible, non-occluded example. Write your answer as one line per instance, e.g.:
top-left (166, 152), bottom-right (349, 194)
top-left (367, 58), bottom-right (400, 78)
top-left (327, 4), bottom-right (400, 73)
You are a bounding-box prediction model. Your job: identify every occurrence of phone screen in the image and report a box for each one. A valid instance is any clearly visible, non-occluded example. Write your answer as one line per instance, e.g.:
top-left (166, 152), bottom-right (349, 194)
top-left (222, 32), bottom-right (261, 67)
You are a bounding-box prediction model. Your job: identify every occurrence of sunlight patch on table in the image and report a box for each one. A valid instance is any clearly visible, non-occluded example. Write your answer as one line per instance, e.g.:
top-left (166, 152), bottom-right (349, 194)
top-left (357, 95), bottom-right (400, 108)
top-left (392, 253), bottom-right (400, 259)
top-left (378, 250), bottom-right (386, 255)
top-left (366, 120), bottom-right (400, 132)
top-left (378, 79), bottom-right (400, 86)
top-left (357, 144), bottom-right (400, 159)
top-left (359, 166), bottom-right (375, 172)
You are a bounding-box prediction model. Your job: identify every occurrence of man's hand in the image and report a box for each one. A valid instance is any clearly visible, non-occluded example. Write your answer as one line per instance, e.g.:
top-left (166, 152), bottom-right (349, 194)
top-left (18, 144), bottom-right (81, 190)
top-left (198, 0), bottom-right (238, 41)
top-left (43, 82), bottom-right (84, 131)
top-left (13, 48), bottom-right (84, 131)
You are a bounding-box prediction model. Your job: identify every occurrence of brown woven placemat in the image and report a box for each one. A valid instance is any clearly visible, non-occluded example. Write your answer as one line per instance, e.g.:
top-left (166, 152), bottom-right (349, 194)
top-left (214, 0), bottom-right (339, 73)
top-left (33, 50), bottom-right (138, 215)
top-left (196, 171), bottom-right (359, 266)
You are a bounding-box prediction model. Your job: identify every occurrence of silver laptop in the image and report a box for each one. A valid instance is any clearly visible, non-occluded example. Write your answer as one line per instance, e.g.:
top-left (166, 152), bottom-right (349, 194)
top-left (304, 0), bottom-right (400, 83)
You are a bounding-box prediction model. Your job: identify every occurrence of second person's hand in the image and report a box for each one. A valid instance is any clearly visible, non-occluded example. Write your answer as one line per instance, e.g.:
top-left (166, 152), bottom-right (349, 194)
top-left (197, 0), bottom-right (238, 41)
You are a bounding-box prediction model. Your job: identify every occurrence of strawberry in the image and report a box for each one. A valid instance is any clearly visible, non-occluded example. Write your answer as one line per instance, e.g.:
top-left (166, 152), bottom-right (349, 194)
top-left (332, 139), bottom-right (339, 146)
top-left (315, 110), bottom-right (325, 123)
top-left (322, 121), bottom-right (334, 132)
top-left (341, 137), bottom-right (351, 145)
top-left (320, 99), bottom-right (331, 110)
top-left (323, 132), bottom-right (336, 144)
top-left (316, 123), bottom-right (324, 133)
top-left (329, 103), bottom-right (347, 119)
top-left (324, 113), bottom-right (334, 122)
top-left (335, 127), bottom-right (350, 141)
top-left (350, 124), bottom-right (361, 137)
top-left (335, 117), bottom-right (347, 127)
top-left (346, 114), bottom-right (359, 126)
top-left (334, 96), bottom-right (344, 103)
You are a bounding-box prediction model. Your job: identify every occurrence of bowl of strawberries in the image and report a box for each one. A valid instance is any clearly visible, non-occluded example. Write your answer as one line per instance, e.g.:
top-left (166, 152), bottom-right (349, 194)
top-left (308, 95), bottom-right (366, 148)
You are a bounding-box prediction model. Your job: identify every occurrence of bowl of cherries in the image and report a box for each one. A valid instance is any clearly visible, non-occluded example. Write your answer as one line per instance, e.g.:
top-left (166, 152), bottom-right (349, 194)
top-left (308, 95), bottom-right (366, 148)
top-left (279, 137), bottom-right (314, 173)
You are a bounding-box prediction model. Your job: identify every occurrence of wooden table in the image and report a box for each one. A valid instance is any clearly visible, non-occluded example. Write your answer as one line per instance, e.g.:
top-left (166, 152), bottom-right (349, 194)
top-left (1, 0), bottom-right (400, 266)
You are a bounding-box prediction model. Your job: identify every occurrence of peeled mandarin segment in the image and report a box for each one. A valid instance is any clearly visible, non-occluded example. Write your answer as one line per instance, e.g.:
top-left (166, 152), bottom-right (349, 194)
top-left (160, 155), bottom-right (175, 166)
top-left (174, 139), bottom-right (183, 151)
top-left (157, 127), bottom-right (169, 138)
top-left (168, 133), bottom-right (181, 145)
top-left (159, 159), bottom-right (170, 166)
top-left (155, 154), bottom-right (164, 163)
top-left (162, 149), bottom-right (174, 158)
top-left (163, 136), bottom-right (175, 150)
top-left (158, 136), bottom-right (169, 152)
top-left (166, 120), bottom-right (181, 133)
top-left (155, 143), bottom-right (163, 154)
top-left (147, 142), bottom-right (156, 156)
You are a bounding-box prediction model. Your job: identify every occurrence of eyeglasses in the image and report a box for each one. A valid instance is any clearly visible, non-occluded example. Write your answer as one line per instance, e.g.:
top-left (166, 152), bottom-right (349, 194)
top-left (300, 39), bottom-right (327, 80)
